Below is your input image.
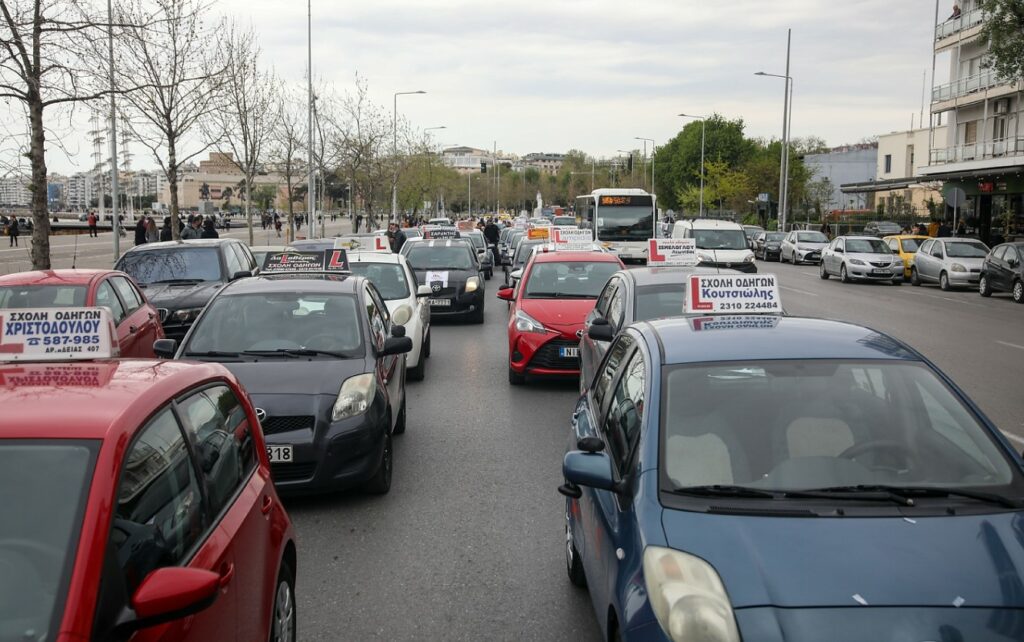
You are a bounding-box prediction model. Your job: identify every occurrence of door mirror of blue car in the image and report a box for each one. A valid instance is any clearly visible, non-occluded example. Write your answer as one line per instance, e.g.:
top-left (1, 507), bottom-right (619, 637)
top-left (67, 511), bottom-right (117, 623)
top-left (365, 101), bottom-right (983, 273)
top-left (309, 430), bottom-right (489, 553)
top-left (563, 450), bottom-right (619, 492)
top-left (588, 317), bottom-right (615, 342)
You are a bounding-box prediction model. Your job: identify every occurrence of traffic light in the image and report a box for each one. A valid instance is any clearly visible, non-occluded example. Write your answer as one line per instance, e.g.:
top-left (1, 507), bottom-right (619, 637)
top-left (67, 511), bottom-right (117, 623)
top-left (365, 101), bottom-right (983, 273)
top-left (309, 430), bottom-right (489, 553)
top-left (481, 162), bottom-right (488, 174)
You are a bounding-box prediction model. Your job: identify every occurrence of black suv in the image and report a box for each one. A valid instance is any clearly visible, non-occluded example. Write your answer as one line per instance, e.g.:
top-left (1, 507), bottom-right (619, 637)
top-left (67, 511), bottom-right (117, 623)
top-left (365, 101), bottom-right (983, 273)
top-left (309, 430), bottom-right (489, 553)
top-left (115, 239), bottom-right (259, 340)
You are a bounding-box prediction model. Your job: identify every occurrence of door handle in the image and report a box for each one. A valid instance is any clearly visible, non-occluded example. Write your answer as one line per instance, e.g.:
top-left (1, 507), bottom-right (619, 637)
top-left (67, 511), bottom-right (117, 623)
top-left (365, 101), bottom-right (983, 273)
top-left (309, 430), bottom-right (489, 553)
top-left (218, 562), bottom-right (235, 588)
top-left (260, 494), bottom-right (274, 515)
top-left (129, 325), bottom-right (139, 334)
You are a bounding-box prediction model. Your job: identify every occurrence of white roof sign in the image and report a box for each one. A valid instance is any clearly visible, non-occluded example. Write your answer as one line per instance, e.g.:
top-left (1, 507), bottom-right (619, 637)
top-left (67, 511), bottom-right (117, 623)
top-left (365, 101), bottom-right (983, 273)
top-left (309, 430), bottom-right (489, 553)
top-left (0, 307), bottom-right (118, 361)
top-left (551, 227), bottom-right (593, 251)
top-left (648, 238), bottom-right (697, 266)
top-left (335, 234), bottom-right (391, 253)
top-left (684, 274), bottom-right (782, 315)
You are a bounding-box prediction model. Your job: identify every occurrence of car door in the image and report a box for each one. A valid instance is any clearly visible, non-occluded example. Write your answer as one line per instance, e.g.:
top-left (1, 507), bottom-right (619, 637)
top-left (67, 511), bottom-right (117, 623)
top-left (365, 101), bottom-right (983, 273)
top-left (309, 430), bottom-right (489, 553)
top-left (366, 284), bottom-right (401, 430)
top-left (923, 240), bottom-right (945, 281)
top-left (782, 232), bottom-right (793, 260)
top-left (94, 279), bottom-right (135, 356)
top-left (177, 384), bottom-right (272, 642)
top-left (110, 276), bottom-right (160, 358)
top-left (91, 406), bottom-right (237, 642)
top-left (582, 277), bottom-right (620, 390)
top-left (986, 246), bottom-right (1007, 290)
top-left (829, 238), bottom-right (844, 273)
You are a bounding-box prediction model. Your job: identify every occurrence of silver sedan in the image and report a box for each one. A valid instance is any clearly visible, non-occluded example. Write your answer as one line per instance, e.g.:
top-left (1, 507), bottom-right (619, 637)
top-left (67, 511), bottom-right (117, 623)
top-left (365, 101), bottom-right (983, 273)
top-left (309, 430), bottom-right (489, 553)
top-left (819, 236), bottom-right (902, 285)
top-left (911, 238), bottom-right (989, 290)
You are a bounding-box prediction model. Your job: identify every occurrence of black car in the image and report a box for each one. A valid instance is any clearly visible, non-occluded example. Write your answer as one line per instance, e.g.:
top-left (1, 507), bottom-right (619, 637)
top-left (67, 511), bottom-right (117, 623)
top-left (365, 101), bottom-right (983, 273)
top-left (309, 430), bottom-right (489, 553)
top-left (401, 238), bottom-right (486, 323)
top-left (979, 242), bottom-right (1024, 303)
top-left (114, 239), bottom-right (259, 341)
top-left (463, 229), bottom-right (494, 280)
top-left (863, 221), bottom-right (903, 237)
top-left (754, 231), bottom-right (786, 261)
top-left (160, 271), bottom-right (412, 495)
top-left (506, 238), bottom-right (550, 287)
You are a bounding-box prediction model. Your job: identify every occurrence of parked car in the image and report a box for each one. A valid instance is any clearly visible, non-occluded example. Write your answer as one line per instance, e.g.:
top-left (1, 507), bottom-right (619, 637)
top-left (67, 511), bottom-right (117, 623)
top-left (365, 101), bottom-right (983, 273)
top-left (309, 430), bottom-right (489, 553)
top-left (0, 269), bottom-right (165, 357)
top-left (911, 238), bottom-right (990, 290)
top-left (883, 234), bottom-right (930, 280)
top-left (780, 229), bottom-right (829, 264)
top-left (754, 231), bottom-right (786, 261)
top-left (863, 220), bottom-right (903, 237)
top-left (819, 236), bottom-right (902, 285)
top-left (742, 225), bottom-right (765, 249)
top-left (979, 242), bottom-right (1024, 303)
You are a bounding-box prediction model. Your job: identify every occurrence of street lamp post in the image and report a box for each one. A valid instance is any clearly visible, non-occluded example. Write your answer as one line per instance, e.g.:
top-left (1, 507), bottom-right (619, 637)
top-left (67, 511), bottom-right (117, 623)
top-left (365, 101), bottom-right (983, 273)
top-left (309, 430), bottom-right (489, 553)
top-left (392, 90), bottom-right (426, 222)
top-left (423, 126), bottom-right (445, 217)
top-left (635, 137), bottom-right (654, 192)
top-left (678, 114), bottom-right (708, 217)
top-left (756, 29), bottom-right (793, 232)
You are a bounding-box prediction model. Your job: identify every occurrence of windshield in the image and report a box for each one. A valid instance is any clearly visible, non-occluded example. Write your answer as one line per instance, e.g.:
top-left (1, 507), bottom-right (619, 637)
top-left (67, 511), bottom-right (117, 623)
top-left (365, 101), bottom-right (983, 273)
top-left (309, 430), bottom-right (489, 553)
top-left (765, 232), bottom-right (785, 242)
top-left (597, 206), bottom-right (653, 241)
top-left (552, 217), bottom-right (576, 226)
top-left (183, 292), bottom-right (364, 356)
top-left (465, 233), bottom-right (485, 249)
top-left (405, 245), bottom-right (476, 271)
top-left (349, 262), bottom-right (410, 300)
top-left (0, 285), bottom-right (87, 308)
top-left (635, 285), bottom-right (687, 321)
top-left (694, 229), bottom-right (748, 250)
top-left (900, 238), bottom-right (924, 252)
top-left (846, 239), bottom-right (890, 254)
top-left (117, 247), bottom-right (223, 283)
top-left (524, 261), bottom-right (619, 298)
top-left (945, 241), bottom-right (988, 258)
top-left (743, 227), bottom-right (763, 239)
top-left (0, 441), bottom-right (96, 642)
top-left (661, 360), bottom-right (1018, 494)
top-left (797, 231), bottom-right (828, 243)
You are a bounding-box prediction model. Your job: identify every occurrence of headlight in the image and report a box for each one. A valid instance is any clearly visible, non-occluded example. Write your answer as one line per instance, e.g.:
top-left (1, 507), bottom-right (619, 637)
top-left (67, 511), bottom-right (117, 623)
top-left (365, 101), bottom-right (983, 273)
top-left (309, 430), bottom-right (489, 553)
top-left (696, 252), bottom-right (714, 263)
top-left (465, 276), bottom-right (480, 293)
top-left (849, 258), bottom-right (865, 266)
top-left (951, 263), bottom-right (966, 272)
top-left (392, 304), bottom-right (412, 326)
top-left (173, 307), bottom-right (203, 323)
top-left (743, 254), bottom-right (755, 263)
top-left (514, 309), bottom-right (547, 334)
top-left (332, 373), bottom-right (376, 422)
top-left (644, 547), bottom-right (740, 642)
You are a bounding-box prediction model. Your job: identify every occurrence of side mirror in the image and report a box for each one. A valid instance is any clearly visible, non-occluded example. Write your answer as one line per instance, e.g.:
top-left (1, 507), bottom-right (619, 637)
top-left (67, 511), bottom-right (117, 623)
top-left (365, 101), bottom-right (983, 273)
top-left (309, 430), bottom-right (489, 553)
top-left (496, 287), bottom-right (514, 301)
top-left (563, 450), bottom-right (619, 492)
top-left (230, 270), bottom-right (252, 281)
top-left (391, 324), bottom-right (406, 338)
top-left (379, 336), bottom-right (412, 357)
top-left (834, 247), bottom-right (844, 254)
top-left (510, 268), bottom-right (523, 281)
top-left (117, 567), bottom-right (219, 635)
top-left (416, 284), bottom-right (432, 297)
top-left (153, 338), bottom-right (177, 359)
top-left (588, 318), bottom-right (615, 342)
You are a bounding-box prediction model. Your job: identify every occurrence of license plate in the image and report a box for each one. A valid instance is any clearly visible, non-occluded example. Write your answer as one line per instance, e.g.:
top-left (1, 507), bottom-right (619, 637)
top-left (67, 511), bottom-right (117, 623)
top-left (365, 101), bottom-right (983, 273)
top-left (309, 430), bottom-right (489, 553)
top-left (266, 445), bottom-right (293, 463)
top-left (559, 347), bottom-right (579, 358)
top-left (872, 269), bottom-right (891, 275)
top-left (429, 298), bottom-right (451, 307)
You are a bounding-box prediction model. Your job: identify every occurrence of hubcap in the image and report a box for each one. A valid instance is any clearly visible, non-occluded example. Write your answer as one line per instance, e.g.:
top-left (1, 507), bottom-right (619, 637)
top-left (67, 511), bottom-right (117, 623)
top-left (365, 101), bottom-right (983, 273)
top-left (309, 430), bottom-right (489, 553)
top-left (1015, 282), bottom-right (1023, 300)
top-left (565, 522), bottom-right (574, 569)
top-left (980, 277), bottom-right (986, 293)
top-left (273, 579), bottom-right (294, 642)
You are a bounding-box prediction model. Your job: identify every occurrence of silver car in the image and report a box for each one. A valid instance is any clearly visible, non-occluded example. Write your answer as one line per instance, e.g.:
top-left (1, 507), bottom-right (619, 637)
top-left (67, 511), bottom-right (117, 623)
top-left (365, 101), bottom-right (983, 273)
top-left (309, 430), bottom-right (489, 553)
top-left (911, 238), bottom-right (989, 290)
top-left (819, 235), bottom-right (902, 285)
top-left (781, 229), bottom-right (829, 264)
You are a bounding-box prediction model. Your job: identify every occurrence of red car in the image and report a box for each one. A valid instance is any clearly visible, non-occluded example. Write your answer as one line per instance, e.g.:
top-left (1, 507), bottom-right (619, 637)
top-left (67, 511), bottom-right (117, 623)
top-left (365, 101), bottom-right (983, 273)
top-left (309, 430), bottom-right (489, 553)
top-left (498, 249), bottom-right (623, 384)
top-left (0, 354), bottom-right (297, 640)
top-left (0, 269), bottom-right (165, 357)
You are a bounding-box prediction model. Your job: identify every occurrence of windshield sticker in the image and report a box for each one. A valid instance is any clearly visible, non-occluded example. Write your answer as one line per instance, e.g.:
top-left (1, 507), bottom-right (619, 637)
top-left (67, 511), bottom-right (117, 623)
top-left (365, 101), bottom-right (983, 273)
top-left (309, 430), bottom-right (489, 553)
top-left (685, 274), bottom-right (782, 314)
top-left (648, 238), bottom-right (697, 266)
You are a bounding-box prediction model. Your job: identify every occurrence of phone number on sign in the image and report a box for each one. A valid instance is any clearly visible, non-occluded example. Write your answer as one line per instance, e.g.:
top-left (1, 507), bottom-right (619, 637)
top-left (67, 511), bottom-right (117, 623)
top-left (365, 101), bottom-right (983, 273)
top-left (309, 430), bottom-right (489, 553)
top-left (717, 302), bottom-right (777, 311)
top-left (38, 335), bottom-right (101, 346)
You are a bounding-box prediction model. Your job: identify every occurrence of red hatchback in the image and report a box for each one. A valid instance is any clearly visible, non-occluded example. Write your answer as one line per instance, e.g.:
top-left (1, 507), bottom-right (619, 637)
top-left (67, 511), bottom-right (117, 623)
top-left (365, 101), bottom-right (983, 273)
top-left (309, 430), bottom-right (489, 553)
top-left (498, 250), bottom-right (623, 384)
top-left (0, 270), bottom-right (165, 357)
top-left (0, 359), bottom-right (297, 641)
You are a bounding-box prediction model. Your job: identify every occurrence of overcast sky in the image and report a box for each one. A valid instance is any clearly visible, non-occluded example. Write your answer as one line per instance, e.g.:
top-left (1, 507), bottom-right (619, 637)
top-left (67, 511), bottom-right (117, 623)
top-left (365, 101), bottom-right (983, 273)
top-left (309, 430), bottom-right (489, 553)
top-left (40, 0), bottom-right (953, 174)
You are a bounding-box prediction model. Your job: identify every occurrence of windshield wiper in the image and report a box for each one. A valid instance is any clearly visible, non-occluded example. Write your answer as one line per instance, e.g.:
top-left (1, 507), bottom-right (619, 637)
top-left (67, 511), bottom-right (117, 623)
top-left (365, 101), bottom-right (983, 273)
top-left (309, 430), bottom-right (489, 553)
top-left (151, 278), bottom-right (202, 284)
top-left (244, 348), bottom-right (353, 359)
top-left (668, 485), bottom-right (777, 499)
top-left (797, 485), bottom-right (1022, 509)
top-left (241, 349), bottom-right (299, 358)
top-left (183, 350), bottom-right (240, 358)
top-left (527, 292), bottom-right (593, 299)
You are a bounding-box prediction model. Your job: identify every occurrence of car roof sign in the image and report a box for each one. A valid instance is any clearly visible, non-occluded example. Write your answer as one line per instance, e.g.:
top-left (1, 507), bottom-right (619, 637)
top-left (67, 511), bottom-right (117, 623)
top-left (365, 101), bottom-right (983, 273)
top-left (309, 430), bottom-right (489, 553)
top-left (649, 238), bottom-right (697, 266)
top-left (423, 227), bottom-right (459, 240)
top-left (684, 273), bottom-right (782, 315)
top-left (0, 306), bottom-right (118, 361)
top-left (334, 234), bottom-right (391, 253)
top-left (551, 227), bottom-right (592, 251)
top-left (261, 249), bottom-right (350, 274)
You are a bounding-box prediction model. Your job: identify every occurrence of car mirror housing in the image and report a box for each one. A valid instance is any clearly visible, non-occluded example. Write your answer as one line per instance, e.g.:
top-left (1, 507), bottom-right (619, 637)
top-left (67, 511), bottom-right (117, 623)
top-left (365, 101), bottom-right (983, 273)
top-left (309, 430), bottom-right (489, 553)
top-left (416, 284), bottom-right (432, 297)
top-left (153, 338), bottom-right (177, 359)
top-left (117, 567), bottom-right (219, 635)
top-left (510, 268), bottom-right (523, 280)
top-left (391, 324), bottom-right (407, 338)
top-left (563, 450), bottom-right (619, 492)
top-left (834, 247), bottom-right (844, 254)
top-left (379, 336), bottom-right (413, 356)
top-left (230, 270), bottom-right (252, 281)
top-left (496, 287), bottom-right (514, 301)
top-left (588, 323), bottom-right (615, 342)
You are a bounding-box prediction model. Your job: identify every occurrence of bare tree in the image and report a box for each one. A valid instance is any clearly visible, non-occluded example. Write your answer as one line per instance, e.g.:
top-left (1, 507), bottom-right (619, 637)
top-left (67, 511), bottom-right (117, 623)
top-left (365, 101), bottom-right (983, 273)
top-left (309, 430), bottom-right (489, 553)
top-left (334, 75), bottom-right (392, 230)
top-left (207, 22), bottom-right (278, 245)
top-left (114, 0), bottom-right (224, 239)
top-left (270, 86), bottom-right (306, 241)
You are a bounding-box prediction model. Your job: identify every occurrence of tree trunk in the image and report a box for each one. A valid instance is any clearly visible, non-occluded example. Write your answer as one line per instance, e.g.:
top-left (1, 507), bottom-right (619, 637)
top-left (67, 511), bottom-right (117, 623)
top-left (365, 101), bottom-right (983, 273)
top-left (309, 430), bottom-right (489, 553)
top-left (28, 92), bottom-right (51, 270)
top-left (245, 174), bottom-right (253, 246)
top-left (168, 139), bottom-right (181, 240)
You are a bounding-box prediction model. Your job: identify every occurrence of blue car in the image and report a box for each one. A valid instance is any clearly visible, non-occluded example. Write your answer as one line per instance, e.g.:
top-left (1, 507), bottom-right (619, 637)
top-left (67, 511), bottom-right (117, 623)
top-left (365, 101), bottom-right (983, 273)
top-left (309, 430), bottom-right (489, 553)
top-left (562, 316), bottom-right (1024, 642)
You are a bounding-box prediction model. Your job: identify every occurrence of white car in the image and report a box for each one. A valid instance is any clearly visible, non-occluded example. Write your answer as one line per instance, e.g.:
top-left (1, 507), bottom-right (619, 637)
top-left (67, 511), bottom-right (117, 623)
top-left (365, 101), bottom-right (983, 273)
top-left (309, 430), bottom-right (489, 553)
top-left (348, 251), bottom-right (432, 380)
top-left (427, 217), bottom-right (452, 227)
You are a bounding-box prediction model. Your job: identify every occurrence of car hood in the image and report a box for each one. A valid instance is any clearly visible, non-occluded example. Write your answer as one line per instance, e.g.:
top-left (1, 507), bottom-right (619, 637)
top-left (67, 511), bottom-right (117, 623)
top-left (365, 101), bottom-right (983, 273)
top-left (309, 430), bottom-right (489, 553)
top-left (138, 281), bottom-right (225, 310)
top-left (218, 359), bottom-right (369, 396)
top-left (846, 252), bottom-right (897, 263)
top-left (795, 242), bottom-right (827, 250)
top-left (944, 256), bottom-right (986, 267)
top-left (661, 508), bottom-right (1024, 608)
top-left (519, 298), bottom-right (596, 329)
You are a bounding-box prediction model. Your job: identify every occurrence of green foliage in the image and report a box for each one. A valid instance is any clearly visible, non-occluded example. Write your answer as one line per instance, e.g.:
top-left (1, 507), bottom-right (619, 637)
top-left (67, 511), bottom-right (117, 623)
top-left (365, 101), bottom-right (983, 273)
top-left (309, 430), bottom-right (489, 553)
top-left (980, 0), bottom-right (1024, 82)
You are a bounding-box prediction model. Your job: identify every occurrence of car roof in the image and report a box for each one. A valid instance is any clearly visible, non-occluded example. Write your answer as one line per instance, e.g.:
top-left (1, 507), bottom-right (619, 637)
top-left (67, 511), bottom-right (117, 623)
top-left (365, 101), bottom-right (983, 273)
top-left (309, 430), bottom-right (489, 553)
top-left (623, 266), bottom-right (738, 287)
top-left (221, 274), bottom-right (364, 295)
top-left (532, 250), bottom-right (620, 264)
top-left (0, 360), bottom-right (231, 440)
top-left (121, 239), bottom-right (236, 253)
top-left (0, 269), bottom-right (114, 287)
top-left (641, 316), bottom-right (919, 365)
top-left (348, 252), bottom-right (403, 265)
top-left (837, 235), bottom-right (884, 241)
top-left (406, 238), bottom-right (474, 248)
top-left (882, 235), bottom-right (929, 240)
top-left (676, 219), bottom-right (742, 230)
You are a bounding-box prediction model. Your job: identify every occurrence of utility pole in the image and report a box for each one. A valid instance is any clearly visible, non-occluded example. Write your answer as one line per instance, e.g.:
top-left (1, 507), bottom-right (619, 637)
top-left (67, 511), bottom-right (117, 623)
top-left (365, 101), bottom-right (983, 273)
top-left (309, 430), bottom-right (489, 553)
top-left (780, 29), bottom-right (792, 233)
top-left (306, 0), bottom-right (315, 238)
top-left (107, 0), bottom-right (120, 258)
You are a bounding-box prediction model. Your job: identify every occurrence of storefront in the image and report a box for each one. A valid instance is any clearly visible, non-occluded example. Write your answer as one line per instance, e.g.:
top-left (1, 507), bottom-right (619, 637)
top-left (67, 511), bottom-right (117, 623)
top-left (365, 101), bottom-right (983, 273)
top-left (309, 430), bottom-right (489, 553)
top-left (940, 172), bottom-right (1024, 244)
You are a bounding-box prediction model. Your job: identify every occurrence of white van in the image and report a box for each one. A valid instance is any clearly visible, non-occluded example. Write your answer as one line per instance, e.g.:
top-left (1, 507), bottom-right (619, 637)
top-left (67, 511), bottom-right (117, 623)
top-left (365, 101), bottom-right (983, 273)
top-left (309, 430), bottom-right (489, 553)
top-left (671, 219), bottom-right (758, 273)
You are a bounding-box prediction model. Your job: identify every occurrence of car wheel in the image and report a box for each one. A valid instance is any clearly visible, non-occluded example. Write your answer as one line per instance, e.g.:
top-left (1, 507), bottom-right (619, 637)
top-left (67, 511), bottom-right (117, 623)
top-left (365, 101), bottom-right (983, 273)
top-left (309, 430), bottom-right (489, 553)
top-left (939, 271), bottom-right (951, 291)
top-left (1013, 280), bottom-right (1024, 304)
top-left (979, 275), bottom-right (992, 297)
top-left (911, 267), bottom-right (921, 286)
top-left (392, 395), bottom-right (407, 435)
top-left (423, 330), bottom-right (431, 359)
top-left (364, 431), bottom-right (392, 494)
top-left (819, 261), bottom-right (829, 280)
top-left (269, 560), bottom-right (296, 642)
top-left (565, 521), bottom-right (587, 588)
top-left (508, 366), bottom-right (525, 385)
top-left (840, 264), bottom-right (851, 283)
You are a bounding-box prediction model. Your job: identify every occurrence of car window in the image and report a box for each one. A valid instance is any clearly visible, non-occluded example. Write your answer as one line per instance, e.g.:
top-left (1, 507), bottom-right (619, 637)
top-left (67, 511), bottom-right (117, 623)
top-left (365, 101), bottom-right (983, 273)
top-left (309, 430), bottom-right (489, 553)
top-left (110, 276), bottom-right (143, 314)
top-left (177, 385), bottom-right (257, 514)
top-left (0, 284), bottom-right (87, 308)
top-left (365, 285), bottom-right (387, 350)
top-left (224, 244), bottom-right (246, 276)
top-left (919, 240), bottom-right (932, 255)
top-left (991, 246), bottom-right (1006, 261)
top-left (95, 280), bottom-right (127, 324)
top-left (887, 239), bottom-right (899, 252)
top-left (608, 285), bottom-right (626, 329)
top-left (595, 277), bottom-right (619, 317)
top-left (236, 243), bottom-right (258, 271)
top-left (593, 334), bottom-right (634, 410)
top-left (112, 407), bottom-right (207, 594)
top-left (603, 351), bottom-right (646, 473)
top-left (931, 243), bottom-right (944, 258)
top-left (835, 239), bottom-right (844, 251)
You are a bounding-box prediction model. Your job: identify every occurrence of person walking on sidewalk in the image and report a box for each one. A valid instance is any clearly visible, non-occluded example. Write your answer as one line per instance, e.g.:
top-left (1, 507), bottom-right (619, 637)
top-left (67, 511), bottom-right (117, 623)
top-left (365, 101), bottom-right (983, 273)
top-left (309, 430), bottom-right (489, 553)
top-left (7, 218), bottom-right (18, 247)
top-left (87, 211), bottom-right (98, 237)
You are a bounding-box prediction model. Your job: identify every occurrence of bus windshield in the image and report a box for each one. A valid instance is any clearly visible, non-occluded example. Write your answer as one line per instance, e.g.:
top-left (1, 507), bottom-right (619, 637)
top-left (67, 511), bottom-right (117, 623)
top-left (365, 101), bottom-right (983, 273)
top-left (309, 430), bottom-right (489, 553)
top-left (597, 206), bottom-right (653, 241)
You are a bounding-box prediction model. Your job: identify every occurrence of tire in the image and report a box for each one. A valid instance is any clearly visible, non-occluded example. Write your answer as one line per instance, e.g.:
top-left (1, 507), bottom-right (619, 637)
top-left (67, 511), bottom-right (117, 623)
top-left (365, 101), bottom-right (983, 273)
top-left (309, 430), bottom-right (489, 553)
top-left (840, 264), bottom-right (851, 283)
top-left (407, 355), bottom-right (425, 381)
top-left (565, 521), bottom-right (587, 588)
top-left (819, 261), bottom-right (829, 280)
top-left (269, 560), bottom-right (296, 642)
top-left (392, 395), bottom-right (407, 435)
top-left (423, 330), bottom-right (431, 359)
top-left (911, 267), bottom-right (921, 286)
top-left (470, 304), bottom-right (485, 324)
top-left (939, 271), bottom-right (951, 291)
top-left (364, 431), bottom-right (392, 494)
top-left (1013, 280), bottom-right (1024, 304)
top-left (979, 274), bottom-right (992, 297)
top-left (508, 365), bottom-right (525, 385)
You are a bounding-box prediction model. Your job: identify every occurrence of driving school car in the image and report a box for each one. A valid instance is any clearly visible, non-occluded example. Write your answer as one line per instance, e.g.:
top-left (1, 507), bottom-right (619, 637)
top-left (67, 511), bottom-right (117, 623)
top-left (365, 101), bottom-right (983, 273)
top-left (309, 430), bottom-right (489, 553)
top-left (401, 238), bottom-right (486, 323)
top-left (0, 307), bottom-right (297, 642)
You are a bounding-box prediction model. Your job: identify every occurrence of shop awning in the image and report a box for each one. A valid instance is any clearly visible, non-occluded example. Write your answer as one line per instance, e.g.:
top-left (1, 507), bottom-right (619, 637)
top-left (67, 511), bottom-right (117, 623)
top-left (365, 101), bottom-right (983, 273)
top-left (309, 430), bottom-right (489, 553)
top-left (840, 177), bottom-right (933, 194)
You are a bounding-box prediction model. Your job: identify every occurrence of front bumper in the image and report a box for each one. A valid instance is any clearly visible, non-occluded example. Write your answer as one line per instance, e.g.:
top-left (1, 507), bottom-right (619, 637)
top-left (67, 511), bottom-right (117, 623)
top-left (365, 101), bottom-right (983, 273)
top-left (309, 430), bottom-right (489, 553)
top-left (947, 269), bottom-right (981, 286)
top-left (698, 261), bottom-right (758, 273)
top-left (794, 250), bottom-right (822, 263)
top-left (510, 331), bottom-right (580, 377)
top-left (846, 263), bottom-right (901, 280)
top-left (428, 288), bottom-right (484, 319)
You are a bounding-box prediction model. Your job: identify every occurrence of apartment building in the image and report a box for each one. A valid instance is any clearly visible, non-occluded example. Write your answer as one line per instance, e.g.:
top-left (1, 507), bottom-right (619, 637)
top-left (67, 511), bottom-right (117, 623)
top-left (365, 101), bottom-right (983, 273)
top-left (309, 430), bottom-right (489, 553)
top-left (522, 152), bottom-right (565, 175)
top-left (919, 0), bottom-right (1024, 242)
top-left (0, 175), bottom-right (31, 207)
top-left (441, 146), bottom-right (493, 174)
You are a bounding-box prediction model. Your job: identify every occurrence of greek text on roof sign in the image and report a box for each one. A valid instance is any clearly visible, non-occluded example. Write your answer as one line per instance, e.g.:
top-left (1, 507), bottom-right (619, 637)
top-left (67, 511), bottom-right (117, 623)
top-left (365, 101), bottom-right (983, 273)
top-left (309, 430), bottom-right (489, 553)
top-left (552, 227), bottom-right (592, 251)
top-left (684, 274), bottom-right (782, 315)
top-left (648, 238), bottom-right (697, 266)
top-left (0, 307), bottom-right (117, 361)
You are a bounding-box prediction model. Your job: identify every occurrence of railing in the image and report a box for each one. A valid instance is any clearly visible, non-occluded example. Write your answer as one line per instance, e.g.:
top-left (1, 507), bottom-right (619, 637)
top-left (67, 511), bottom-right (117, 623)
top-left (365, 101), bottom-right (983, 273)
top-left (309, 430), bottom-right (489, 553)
top-left (935, 7), bottom-right (985, 40)
top-left (929, 137), bottom-right (1024, 164)
top-left (932, 68), bottom-right (1003, 102)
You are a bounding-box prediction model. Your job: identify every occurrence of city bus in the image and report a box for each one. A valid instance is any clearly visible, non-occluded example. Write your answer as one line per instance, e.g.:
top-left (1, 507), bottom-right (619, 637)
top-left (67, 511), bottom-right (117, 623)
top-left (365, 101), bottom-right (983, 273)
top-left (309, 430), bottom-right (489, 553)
top-left (574, 188), bottom-right (656, 262)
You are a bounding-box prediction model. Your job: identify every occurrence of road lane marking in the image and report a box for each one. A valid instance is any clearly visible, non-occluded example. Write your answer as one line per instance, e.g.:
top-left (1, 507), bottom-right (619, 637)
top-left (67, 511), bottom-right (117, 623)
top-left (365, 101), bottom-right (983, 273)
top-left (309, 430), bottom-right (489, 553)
top-left (996, 340), bottom-right (1024, 352)
top-left (780, 285), bottom-right (818, 297)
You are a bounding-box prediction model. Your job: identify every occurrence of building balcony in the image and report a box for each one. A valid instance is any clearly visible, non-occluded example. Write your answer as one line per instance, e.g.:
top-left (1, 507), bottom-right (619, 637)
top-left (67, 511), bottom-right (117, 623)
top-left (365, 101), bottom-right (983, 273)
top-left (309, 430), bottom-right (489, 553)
top-left (935, 7), bottom-right (985, 42)
top-left (929, 137), bottom-right (1024, 165)
top-left (932, 68), bottom-right (1003, 103)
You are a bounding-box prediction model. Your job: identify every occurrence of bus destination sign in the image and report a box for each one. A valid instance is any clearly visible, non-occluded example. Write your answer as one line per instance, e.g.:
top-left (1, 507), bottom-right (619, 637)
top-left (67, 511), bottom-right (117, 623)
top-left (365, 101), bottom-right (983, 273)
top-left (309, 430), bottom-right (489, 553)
top-left (599, 195), bottom-right (653, 206)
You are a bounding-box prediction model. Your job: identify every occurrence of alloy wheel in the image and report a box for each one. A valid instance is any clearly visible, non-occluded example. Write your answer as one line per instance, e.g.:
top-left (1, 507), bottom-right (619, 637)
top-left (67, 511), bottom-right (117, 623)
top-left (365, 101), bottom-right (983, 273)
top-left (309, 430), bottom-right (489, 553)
top-left (272, 576), bottom-right (295, 642)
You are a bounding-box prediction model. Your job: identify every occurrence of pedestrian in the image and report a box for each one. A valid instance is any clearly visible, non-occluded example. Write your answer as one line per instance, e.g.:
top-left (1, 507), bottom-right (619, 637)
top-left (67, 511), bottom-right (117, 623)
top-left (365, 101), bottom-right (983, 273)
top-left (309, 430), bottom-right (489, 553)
top-left (160, 216), bottom-right (173, 242)
top-left (134, 217), bottom-right (148, 245)
top-left (355, 213), bottom-right (363, 233)
top-left (274, 217), bottom-right (282, 238)
top-left (386, 221), bottom-right (407, 253)
top-left (181, 216), bottom-right (202, 240)
top-left (87, 211), bottom-right (98, 237)
top-left (201, 217), bottom-right (219, 239)
top-left (7, 218), bottom-right (18, 247)
top-left (819, 221), bottom-right (832, 239)
top-left (955, 218), bottom-right (966, 237)
top-left (145, 217), bottom-right (160, 243)
top-left (937, 221), bottom-right (952, 237)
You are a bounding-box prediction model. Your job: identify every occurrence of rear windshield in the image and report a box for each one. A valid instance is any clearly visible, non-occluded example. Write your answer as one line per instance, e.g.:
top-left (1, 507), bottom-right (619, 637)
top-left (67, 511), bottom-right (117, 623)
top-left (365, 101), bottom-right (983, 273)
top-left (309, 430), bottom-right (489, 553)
top-left (117, 247), bottom-right (224, 283)
top-left (349, 262), bottom-right (411, 300)
top-left (0, 285), bottom-right (87, 308)
top-left (900, 238), bottom-right (924, 252)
